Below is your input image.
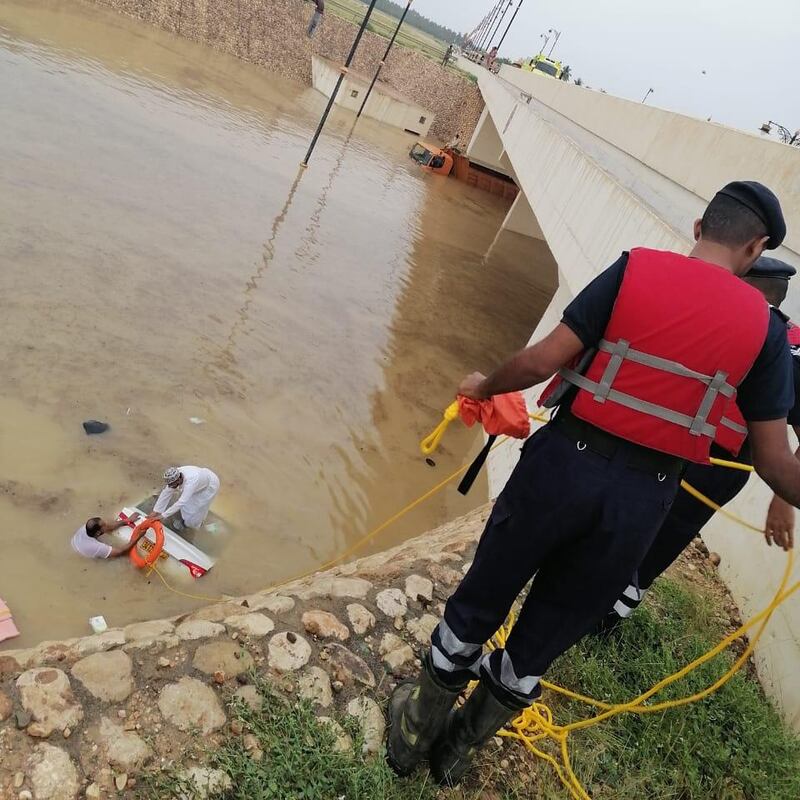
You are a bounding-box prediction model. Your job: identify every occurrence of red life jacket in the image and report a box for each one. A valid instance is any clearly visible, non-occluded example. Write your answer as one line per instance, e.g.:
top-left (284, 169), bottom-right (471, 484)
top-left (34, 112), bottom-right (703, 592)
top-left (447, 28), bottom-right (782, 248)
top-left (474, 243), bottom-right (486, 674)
top-left (540, 248), bottom-right (770, 463)
top-left (714, 315), bottom-right (799, 456)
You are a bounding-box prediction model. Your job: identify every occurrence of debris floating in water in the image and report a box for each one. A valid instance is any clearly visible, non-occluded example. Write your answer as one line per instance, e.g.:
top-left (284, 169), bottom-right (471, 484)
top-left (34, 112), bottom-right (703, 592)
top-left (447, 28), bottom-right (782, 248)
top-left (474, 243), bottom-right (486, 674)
top-left (425, 458), bottom-right (436, 467)
top-left (89, 615), bottom-right (108, 634)
top-left (189, 417), bottom-right (205, 425)
top-left (83, 420), bottom-right (110, 435)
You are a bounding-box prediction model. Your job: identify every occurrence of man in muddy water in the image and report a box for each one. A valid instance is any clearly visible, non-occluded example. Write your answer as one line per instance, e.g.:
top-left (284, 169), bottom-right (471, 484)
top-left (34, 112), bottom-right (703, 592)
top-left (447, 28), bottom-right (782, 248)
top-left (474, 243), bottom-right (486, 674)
top-left (147, 465), bottom-right (220, 532)
top-left (71, 514), bottom-right (145, 560)
top-left (387, 180), bottom-right (800, 787)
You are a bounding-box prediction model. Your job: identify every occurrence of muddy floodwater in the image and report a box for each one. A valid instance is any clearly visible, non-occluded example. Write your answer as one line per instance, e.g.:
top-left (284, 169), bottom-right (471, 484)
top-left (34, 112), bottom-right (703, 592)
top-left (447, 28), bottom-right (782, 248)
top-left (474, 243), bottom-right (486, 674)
top-left (0, 0), bottom-right (557, 647)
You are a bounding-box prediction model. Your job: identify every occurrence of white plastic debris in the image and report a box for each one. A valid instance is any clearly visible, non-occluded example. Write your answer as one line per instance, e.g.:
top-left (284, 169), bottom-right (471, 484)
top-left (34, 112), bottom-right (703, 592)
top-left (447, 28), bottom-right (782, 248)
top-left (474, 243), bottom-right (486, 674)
top-left (189, 417), bottom-right (205, 425)
top-left (89, 616), bottom-right (108, 634)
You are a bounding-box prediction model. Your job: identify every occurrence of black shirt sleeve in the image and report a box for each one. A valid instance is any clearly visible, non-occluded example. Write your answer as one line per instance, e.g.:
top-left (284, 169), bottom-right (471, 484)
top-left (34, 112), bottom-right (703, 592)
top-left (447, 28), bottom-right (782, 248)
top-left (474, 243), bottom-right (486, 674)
top-left (737, 309), bottom-right (794, 422)
top-left (561, 253), bottom-right (628, 348)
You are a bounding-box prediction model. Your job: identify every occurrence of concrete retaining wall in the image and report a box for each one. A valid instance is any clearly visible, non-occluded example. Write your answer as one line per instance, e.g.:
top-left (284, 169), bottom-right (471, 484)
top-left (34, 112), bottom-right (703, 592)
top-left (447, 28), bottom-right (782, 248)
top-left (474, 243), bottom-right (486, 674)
top-left (311, 55), bottom-right (434, 137)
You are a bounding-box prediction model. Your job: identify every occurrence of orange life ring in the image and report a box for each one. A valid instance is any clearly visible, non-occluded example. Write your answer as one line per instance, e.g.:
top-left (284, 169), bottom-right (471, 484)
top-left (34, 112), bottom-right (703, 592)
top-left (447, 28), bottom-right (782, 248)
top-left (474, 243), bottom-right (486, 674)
top-left (129, 520), bottom-right (165, 569)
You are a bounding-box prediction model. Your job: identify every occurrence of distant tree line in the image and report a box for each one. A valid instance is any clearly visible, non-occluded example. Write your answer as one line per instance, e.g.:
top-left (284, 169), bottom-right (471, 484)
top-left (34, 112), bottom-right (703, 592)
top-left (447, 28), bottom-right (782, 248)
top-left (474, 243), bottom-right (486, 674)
top-left (354, 0), bottom-right (465, 44)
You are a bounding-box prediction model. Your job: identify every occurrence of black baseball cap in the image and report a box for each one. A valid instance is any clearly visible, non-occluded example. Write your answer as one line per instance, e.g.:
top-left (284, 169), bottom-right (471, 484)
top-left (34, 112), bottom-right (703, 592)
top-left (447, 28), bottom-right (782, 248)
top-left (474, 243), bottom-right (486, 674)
top-left (716, 181), bottom-right (786, 249)
top-left (747, 255), bottom-right (796, 280)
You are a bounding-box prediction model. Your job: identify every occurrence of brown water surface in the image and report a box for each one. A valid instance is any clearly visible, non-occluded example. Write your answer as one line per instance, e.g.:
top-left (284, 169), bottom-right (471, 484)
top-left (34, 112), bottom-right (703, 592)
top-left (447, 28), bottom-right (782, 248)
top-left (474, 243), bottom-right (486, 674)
top-left (0, 0), bottom-right (557, 647)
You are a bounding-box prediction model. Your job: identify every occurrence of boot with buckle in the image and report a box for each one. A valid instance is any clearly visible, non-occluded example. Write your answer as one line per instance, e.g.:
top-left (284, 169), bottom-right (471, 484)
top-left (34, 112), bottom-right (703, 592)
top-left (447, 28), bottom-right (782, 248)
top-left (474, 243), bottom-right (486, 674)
top-left (431, 677), bottom-right (527, 787)
top-left (386, 651), bottom-right (467, 776)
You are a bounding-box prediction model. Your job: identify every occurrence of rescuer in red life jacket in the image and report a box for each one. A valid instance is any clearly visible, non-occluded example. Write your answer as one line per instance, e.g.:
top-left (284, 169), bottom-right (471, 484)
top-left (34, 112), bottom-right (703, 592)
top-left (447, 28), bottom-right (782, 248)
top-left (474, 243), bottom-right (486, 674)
top-left (598, 255), bottom-right (799, 631)
top-left (387, 181), bottom-right (800, 787)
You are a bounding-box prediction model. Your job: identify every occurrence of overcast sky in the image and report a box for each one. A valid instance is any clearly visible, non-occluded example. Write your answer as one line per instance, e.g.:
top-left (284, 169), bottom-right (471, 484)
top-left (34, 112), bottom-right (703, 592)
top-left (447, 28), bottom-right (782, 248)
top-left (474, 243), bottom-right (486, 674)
top-left (412, 0), bottom-right (799, 135)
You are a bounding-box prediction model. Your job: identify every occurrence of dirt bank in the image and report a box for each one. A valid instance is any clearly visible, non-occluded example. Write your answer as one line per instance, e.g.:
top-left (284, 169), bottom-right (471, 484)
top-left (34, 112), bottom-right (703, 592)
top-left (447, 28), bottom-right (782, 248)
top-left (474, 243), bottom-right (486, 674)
top-left (88, 0), bottom-right (484, 141)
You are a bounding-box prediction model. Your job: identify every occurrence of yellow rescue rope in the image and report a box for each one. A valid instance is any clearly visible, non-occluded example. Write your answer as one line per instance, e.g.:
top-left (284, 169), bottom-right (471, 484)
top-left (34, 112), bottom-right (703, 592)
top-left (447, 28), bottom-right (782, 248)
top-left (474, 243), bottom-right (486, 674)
top-left (150, 403), bottom-right (793, 800)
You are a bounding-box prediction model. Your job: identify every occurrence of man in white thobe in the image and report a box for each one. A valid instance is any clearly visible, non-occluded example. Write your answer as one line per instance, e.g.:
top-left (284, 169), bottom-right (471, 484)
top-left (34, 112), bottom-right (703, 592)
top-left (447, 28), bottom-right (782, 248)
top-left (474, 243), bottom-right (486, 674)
top-left (149, 466), bottom-right (220, 530)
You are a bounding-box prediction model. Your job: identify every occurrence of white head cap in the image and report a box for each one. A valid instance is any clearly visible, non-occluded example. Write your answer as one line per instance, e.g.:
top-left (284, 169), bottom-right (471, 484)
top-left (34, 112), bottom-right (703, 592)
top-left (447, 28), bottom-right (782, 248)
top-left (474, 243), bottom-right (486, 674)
top-left (163, 466), bottom-right (180, 484)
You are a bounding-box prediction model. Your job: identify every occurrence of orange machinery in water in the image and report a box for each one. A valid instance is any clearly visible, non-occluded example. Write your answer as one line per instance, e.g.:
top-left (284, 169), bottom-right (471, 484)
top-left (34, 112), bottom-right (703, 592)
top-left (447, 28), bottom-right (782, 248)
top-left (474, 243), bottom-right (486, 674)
top-left (408, 141), bottom-right (518, 201)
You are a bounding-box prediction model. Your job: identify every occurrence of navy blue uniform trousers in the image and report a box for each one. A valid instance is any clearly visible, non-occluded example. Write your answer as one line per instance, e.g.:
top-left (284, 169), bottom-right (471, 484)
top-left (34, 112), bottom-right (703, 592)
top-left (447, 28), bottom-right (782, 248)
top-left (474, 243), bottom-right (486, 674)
top-left (431, 423), bottom-right (680, 703)
top-left (636, 456), bottom-right (750, 590)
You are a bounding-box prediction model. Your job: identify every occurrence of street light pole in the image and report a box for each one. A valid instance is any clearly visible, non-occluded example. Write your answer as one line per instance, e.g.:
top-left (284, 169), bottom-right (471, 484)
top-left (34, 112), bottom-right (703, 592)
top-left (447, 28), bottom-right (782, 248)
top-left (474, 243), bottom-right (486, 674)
top-left (486, 0), bottom-right (513, 52)
top-left (356, 0), bottom-right (413, 119)
top-left (302, 0), bottom-right (379, 166)
top-left (641, 87), bottom-right (654, 104)
top-left (476, 1), bottom-right (504, 53)
top-left (538, 32), bottom-right (549, 55)
top-left (496, 0), bottom-right (524, 51)
top-left (547, 28), bottom-right (561, 57)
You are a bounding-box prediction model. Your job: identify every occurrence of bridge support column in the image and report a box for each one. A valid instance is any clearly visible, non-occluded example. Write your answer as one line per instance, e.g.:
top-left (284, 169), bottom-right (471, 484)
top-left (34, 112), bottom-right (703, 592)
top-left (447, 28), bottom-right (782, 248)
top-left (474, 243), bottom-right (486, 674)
top-left (501, 192), bottom-right (544, 240)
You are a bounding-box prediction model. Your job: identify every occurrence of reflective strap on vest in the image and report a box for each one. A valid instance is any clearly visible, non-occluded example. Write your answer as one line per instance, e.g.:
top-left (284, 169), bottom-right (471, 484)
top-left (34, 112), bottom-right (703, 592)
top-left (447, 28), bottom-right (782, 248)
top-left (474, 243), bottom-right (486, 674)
top-left (596, 340), bottom-right (736, 399)
top-left (719, 416), bottom-right (748, 435)
top-left (560, 368), bottom-right (718, 437)
top-left (559, 337), bottom-right (738, 439)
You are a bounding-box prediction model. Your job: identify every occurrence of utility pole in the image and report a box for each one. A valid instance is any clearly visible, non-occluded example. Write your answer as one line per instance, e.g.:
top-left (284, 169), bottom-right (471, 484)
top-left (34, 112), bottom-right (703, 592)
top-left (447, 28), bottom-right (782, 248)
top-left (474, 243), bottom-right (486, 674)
top-left (356, 0), bottom-right (413, 119)
top-left (302, 0), bottom-right (379, 166)
top-left (475, 1), bottom-right (503, 54)
top-left (486, 0), bottom-right (513, 53)
top-left (496, 0), bottom-right (524, 52)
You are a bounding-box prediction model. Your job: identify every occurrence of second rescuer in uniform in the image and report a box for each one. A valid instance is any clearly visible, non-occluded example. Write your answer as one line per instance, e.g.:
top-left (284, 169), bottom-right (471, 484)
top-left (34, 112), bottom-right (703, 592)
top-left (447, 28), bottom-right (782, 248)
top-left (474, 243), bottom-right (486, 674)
top-left (387, 181), bottom-right (800, 786)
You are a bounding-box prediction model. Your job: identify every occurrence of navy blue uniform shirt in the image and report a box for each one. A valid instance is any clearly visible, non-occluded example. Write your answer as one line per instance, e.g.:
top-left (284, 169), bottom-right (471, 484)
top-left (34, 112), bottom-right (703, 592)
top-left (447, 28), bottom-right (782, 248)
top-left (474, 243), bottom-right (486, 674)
top-left (561, 253), bottom-right (795, 422)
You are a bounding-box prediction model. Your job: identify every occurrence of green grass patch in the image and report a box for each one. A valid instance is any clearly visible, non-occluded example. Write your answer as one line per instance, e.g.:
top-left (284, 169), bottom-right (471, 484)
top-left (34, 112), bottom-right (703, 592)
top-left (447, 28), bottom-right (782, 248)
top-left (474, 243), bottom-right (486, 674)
top-left (485, 577), bottom-right (800, 800)
top-left (139, 683), bottom-right (438, 800)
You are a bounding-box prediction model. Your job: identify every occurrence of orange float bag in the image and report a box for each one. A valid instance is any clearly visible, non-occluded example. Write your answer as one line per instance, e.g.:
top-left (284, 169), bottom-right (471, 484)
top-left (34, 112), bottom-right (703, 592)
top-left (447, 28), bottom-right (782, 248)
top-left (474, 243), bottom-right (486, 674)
top-left (457, 392), bottom-right (531, 439)
top-left (456, 392), bottom-right (530, 496)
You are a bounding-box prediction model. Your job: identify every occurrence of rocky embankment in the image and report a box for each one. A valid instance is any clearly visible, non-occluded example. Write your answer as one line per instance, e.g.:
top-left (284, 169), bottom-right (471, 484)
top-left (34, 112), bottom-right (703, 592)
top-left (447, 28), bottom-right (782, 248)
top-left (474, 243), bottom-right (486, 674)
top-left (0, 507), bottom-right (489, 800)
top-left (89, 0), bottom-right (485, 142)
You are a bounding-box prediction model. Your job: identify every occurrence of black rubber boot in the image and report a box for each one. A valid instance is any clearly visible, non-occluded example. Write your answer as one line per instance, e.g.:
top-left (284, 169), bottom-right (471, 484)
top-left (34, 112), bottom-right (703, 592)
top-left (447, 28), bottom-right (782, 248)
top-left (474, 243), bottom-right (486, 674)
top-left (431, 679), bottom-right (526, 787)
top-left (386, 653), bottom-right (466, 776)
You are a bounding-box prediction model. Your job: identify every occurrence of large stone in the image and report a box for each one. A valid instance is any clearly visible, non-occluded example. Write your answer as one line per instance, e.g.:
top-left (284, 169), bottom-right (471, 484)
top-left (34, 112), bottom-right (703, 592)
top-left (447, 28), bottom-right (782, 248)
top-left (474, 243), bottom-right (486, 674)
top-left (292, 576), bottom-right (372, 601)
top-left (346, 697), bottom-right (386, 756)
top-left (302, 610), bottom-right (350, 641)
top-left (72, 630), bottom-right (127, 658)
top-left (245, 593), bottom-right (295, 615)
top-left (405, 575), bottom-right (434, 603)
top-left (178, 767), bottom-right (232, 799)
top-left (317, 717), bottom-right (352, 753)
top-left (175, 620), bottom-right (226, 641)
top-left (297, 667), bottom-right (333, 708)
top-left (16, 668), bottom-right (83, 737)
top-left (375, 588), bottom-right (408, 618)
top-left (123, 634), bottom-right (180, 652)
top-left (406, 614), bottom-right (439, 646)
top-left (345, 604), bottom-right (375, 635)
top-left (0, 689), bottom-right (12, 721)
top-left (28, 744), bottom-right (79, 800)
top-left (233, 685), bottom-right (263, 712)
top-left (97, 717), bottom-right (152, 771)
top-left (267, 632), bottom-right (311, 672)
top-left (320, 643), bottom-right (375, 688)
top-left (428, 563), bottom-right (462, 587)
top-left (224, 613), bottom-right (275, 638)
top-left (123, 620), bottom-right (174, 642)
top-left (379, 634), bottom-right (415, 672)
top-left (187, 601), bottom-right (250, 623)
top-left (158, 677), bottom-right (226, 734)
top-left (71, 651), bottom-right (133, 703)
top-left (0, 654), bottom-right (21, 675)
top-left (192, 641), bottom-right (254, 677)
